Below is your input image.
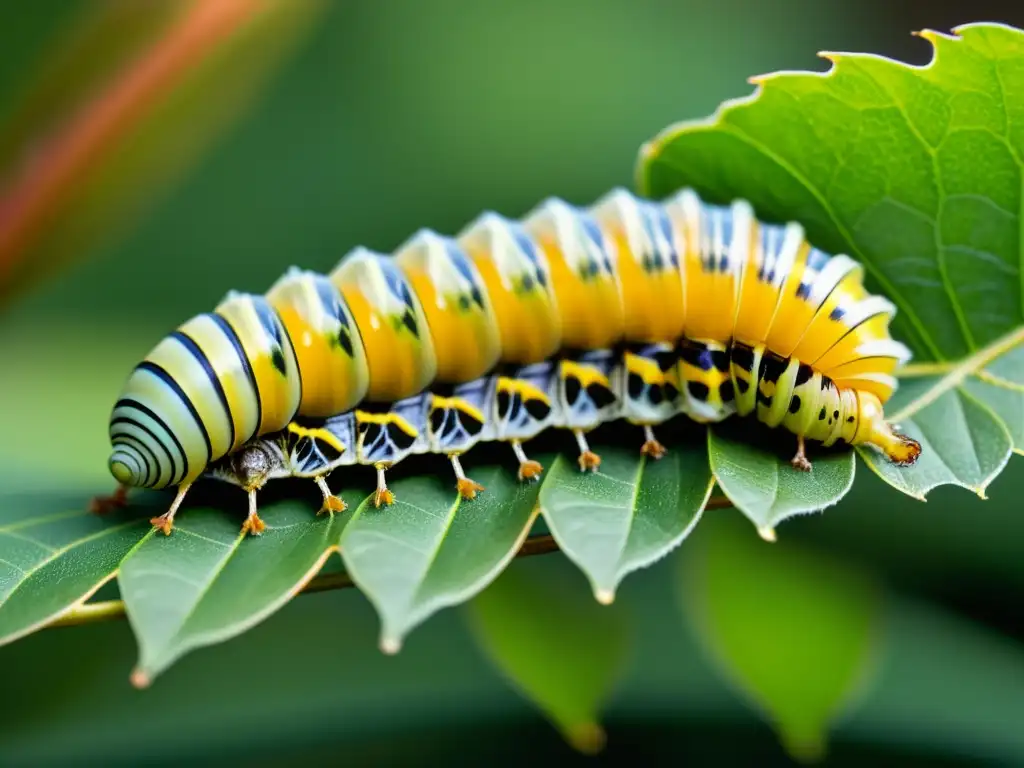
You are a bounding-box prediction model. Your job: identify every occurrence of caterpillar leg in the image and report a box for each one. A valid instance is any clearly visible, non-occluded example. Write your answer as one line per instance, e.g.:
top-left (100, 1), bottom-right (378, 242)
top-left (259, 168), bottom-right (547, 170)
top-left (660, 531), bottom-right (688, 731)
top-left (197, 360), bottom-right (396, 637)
top-left (511, 440), bottom-right (544, 482)
top-left (640, 425), bottom-right (667, 460)
top-left (574, 429), bottom-right (601, 473)
top-left (150, 483), bottom-right (192, 536)
top-left (90, 484), bottom-right (129, 515)
top-left (314, 475), bottom-right (346, 516)
top-left (373, 463), bottom-right (395, 507)
top-left (790, 435), bottom-right (812, 472)
top-left (450, 454), bottom-right (485, 500)
top-left (240, 488), bottom-right (266, 536)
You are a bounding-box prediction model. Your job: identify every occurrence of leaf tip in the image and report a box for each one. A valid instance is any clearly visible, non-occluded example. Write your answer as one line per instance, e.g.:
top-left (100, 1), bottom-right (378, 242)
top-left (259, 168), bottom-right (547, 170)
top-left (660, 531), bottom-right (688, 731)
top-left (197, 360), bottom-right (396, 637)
top-left (379, 636), bottom-right (402, 655)
top-left (564, 722), bottom-right (607, 755)
top-left (594, 588), bottom-right (616, 606)
top-left (129, 668), bottom-right (151, 690)
top-left (757, 526), bottom-right (777, 543)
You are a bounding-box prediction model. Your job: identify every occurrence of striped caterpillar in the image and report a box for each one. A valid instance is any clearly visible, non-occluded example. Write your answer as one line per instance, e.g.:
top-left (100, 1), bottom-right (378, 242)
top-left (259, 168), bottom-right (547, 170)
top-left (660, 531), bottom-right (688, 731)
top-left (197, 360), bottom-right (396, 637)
top-left (95, 188), bottom-right (922, 535)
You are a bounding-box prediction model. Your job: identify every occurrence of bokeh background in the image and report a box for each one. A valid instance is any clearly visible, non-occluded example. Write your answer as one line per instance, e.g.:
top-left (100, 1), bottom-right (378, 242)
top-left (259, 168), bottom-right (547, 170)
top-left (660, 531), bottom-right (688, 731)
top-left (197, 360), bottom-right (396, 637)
top-left (2, 1), bottom-right (1024, 765)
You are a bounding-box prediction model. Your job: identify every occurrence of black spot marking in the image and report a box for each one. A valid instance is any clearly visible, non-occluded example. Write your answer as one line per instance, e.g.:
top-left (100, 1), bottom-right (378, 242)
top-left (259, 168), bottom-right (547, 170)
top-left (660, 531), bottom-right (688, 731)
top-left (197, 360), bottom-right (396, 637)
top-left (360, 423), bottom-right (382, 444)
top-left (789, 395), bottom-right (801, 414)
top-left (719, 380), bottom-right (734, 402)
top-left (730, 343), bottom-right (755, 372)
top-left (757, 389), bottom-right (773, 407)
top-left (680, 341), bottom-right (713, 371)
top-left (337, 329), bottom-right (353, 357)
top-left (759, 352), bottom-right (788, 384)
top-left (318, 439), bottom-right (342, 464)
top-left (710, 349), bottom-right (731, 372)
top-left (736, 377), bottom-right (750, 394)
top-left (795, 364), bottom-right (813, 387)
top-left (847, 416), bottom-right (855, 423)
top-left (818, 407), bottom-right (827, 420)
top-left (688, 381), bottom-right (710, 401)
top-left (524, 398), bottom-right (551, 421)
top-left (430, 407), bottom-right (446, 434)
top-left (829, 306), bottom-right (845, 322)
top-left (796, 282), bottom-right (811, 299)
top-left (821, 376), bottom-right (834, 391)
top-left (497, 389), bottom-right (511, 418)
top-left (460, 409), bottom-right (485, 435)
top-left (653, 350), bottom-right (677, 371)
top-left (627, 372), bottom-right (644, 399)
top-left (649, 385), bottom-right (664, 405)
top-left (388, 423), bottom-right (417, 451)
top-left (664, 383), bottom-right (679, 401)
top-left (587, 382), bottom-right (617, 409)
top-left (565, 377), bottom-right (582, 406)
top-left (402, 312), bottom-right (419, 337)
top-left (471, 287), bottom-right (484, 308)
top-left (272, 349), bottom-right (287, 375)
top-left (458, 295), bottom-right (471, 311)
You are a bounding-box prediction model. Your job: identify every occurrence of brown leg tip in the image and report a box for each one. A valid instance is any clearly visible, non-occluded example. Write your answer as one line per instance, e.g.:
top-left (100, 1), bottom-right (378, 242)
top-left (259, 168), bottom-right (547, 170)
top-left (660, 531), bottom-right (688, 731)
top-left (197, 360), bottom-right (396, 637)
top-left (149, 515), bottom-right (174, 536)
top-left (374, 488), bottom-right (395, 508)
top-left (241, 514), bottom-right (266, 536)
top-left (318, 495), bottom-right (347, 516)
top-left (517, 460), bottom-right (544, 482)
top-left (640, 439), bottom-right (667, 460)
top-left (578, 451), bottom-right (602, 473)
top-left (456, 478), bottom-right (485, 500)
top-left (90, 489), bottom-right (128, 516)
top-left (790, 455), bottom-right (812, 472)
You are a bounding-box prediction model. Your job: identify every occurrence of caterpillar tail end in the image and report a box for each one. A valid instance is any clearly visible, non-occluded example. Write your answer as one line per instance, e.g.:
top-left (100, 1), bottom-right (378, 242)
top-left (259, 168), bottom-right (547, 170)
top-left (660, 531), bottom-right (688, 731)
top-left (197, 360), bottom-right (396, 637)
top-left (858, 394), bottom-right (922, 467)
top-left (874, 427), bottom-right (922, 467)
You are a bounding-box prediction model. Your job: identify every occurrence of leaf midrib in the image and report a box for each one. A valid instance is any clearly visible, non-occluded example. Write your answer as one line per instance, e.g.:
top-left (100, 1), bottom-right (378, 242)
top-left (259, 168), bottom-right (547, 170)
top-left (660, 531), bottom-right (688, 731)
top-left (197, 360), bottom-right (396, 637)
top-left (892, 325), bottom-right (1024, 421)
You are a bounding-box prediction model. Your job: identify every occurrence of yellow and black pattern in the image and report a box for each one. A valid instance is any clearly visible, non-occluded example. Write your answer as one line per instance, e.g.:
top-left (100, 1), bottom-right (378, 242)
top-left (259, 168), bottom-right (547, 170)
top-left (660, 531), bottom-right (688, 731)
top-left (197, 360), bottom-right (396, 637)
top-left (102, 187), bottom-right (922, 536)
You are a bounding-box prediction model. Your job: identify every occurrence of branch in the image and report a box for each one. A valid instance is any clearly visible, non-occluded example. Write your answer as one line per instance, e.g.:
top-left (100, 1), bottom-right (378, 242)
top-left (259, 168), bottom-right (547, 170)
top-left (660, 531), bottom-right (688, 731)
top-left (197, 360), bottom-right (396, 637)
top-left (46, 495), bottom-right (737, 630)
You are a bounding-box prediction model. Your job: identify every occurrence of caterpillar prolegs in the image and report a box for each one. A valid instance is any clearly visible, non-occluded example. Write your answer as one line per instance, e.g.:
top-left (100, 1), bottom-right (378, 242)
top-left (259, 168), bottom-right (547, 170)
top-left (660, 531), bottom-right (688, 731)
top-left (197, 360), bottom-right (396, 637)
top-left (97, 189), bottom-right (922, 535)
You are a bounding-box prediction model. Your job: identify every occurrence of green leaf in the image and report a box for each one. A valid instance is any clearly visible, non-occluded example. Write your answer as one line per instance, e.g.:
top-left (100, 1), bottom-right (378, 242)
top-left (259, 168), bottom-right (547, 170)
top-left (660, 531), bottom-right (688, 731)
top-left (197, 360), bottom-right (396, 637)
top-left (638, 22), bottom-right (1024, 499)
top-left (708, 423), bottom-right (856, 541)
top-left (465, 558), bottom-right (628, 753)
top-left (539, 438), bottom-right (712, 603)
top-left (341, 464), bottom-right (540, 654)
top-left (0, 496), bottom-right (151, 647)
top-left (120, 496), bottom-right (355, 687)
top-left (678, 513), bottom-right (880, 761)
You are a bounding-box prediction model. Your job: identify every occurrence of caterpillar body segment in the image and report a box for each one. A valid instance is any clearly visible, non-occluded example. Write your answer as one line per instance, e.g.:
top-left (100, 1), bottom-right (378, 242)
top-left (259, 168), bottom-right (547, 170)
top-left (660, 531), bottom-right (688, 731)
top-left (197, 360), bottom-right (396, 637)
top-left (102, 188), bottom-right (922, 535)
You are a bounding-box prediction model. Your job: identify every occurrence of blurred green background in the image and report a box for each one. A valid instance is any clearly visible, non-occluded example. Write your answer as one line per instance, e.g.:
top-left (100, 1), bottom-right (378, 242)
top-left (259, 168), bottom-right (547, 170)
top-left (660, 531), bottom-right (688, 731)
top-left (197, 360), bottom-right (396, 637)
top-left (2, 1), bottom-right (1024, 765)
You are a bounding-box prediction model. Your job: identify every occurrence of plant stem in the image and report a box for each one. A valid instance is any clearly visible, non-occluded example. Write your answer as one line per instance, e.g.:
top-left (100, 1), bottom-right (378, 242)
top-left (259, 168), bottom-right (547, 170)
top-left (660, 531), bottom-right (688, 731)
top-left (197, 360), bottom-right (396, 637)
top-left (46, 495), bottom-right (736, 630)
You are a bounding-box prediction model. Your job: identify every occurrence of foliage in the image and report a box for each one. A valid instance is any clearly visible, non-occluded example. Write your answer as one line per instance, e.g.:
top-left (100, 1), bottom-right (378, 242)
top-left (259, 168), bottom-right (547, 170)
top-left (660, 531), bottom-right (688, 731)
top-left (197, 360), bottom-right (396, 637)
top-left (1, 19), bottom-right (1022, 762)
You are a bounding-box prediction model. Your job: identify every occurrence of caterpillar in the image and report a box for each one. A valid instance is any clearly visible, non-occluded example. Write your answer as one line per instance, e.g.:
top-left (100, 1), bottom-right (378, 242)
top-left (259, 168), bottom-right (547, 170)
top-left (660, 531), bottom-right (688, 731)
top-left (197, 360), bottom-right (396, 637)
top-left (95, 188), bottom-right (922, 535)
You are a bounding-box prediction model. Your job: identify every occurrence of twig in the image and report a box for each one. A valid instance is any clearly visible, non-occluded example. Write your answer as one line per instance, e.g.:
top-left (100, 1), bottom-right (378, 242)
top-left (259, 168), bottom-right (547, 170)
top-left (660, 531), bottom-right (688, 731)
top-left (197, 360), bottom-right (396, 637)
top-left (46, 495), bottom-right (736, 630)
